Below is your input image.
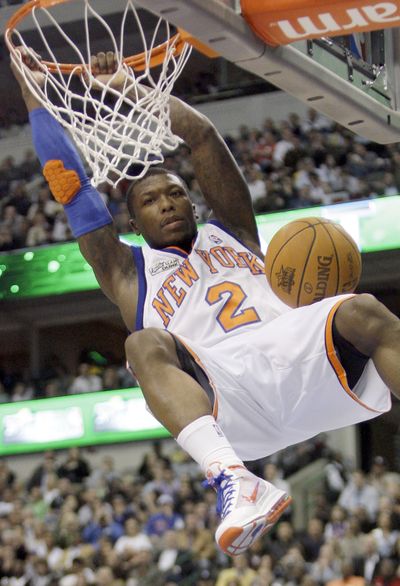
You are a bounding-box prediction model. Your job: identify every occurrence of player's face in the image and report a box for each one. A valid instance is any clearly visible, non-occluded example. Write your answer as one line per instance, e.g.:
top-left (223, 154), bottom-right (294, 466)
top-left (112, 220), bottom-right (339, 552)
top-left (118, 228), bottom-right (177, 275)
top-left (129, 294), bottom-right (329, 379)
top-left (129, 173), bottom-right (197, 249)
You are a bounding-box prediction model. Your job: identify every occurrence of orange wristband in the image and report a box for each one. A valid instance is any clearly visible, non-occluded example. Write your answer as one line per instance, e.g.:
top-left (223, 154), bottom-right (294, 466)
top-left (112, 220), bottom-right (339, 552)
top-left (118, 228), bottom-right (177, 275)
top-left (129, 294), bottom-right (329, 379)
top-left (43, 160), bottom-right (81, 204)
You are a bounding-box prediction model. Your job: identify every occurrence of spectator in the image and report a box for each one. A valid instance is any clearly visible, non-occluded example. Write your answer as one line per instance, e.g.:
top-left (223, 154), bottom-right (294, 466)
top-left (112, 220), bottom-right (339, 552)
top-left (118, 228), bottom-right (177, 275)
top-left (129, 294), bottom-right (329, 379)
top-left (69, 363), bottom-right (102, 394)
top-left (339, 470), bottom-right (380, 522)
top-left (301, 108), bottom-right (332, 133)
top-left (58, 448), bottom-right (91, 484)
top-left (245, 167), bottom-right (267, 206)
top-left (86, 455), bottom-right (119, 489)
top-left (373, 558), bottom-right (400, 586)
top-left (156, 529), bottom-right (190, 574)
top-left (352, 534), bottom-right (381, 583)
top-left (371, 511), bottom-right (399, 557)
top-left (17, 148), bottom-right (41, 180)
top-left (26, 211), bottom-right (50, 247)
top-left (27, 451), bottom-right (58, 492)
top-left (114, 517), bottom-right (152, 556)
top-left (0, 224), bottom-right (16, 250)
top-left (325, 505), bottom-right (348, 542)
top-left (10, 381), bottom-right (33, 402)
top-left (299, 517), bottom-right (326, 562)
top-left (215, 554), bottom-right (257, 586)
top-left (102, 367), bottom-right (120, 391)
top-left (338, 516), bottom-right (365, 561)
top-left (94, 566), bottom-right (119, 586)
top-left (6, 181), bottom-right (31, 216)
top-left (1, 204), bottom-right (25, 241)
top-left (52, 211), bottom-right (71, 242)
top-left (0, 460), bottom-right (15, 489)
top-left (310, 542), bottom-right (342, 584)
top-left (327, 559), bottom-right (366, 586)
top-left (42, 380), bottom-right (62, 399)
top-left (273, 127), bottom-right (295, 165)
top-left (144, 494), bottom-right (184, 539)
top-left (81, 507), bottom-right (115, 546)
top-left (382, 172), bottom-right (398, 196)
top-left (324, 452), bottom-right (348, 503)
top-left (263, 462), bottom-right (290, 495)
top-left (142, 460), bottom-right (179, 498)
top-left (267, 521), bottom-right (297, 561)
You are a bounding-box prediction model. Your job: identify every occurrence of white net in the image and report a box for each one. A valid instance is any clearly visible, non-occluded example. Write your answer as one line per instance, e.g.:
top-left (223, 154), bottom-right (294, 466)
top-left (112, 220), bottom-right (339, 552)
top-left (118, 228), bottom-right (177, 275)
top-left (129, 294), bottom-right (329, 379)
top-left (6, 0), bottom-right (192, 187)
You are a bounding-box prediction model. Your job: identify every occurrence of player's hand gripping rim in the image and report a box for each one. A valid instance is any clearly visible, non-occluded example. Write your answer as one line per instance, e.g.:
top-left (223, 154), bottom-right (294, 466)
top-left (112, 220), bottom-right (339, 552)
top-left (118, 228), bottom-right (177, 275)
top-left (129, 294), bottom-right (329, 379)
top-left (10, 46), bottom-right (45, 92)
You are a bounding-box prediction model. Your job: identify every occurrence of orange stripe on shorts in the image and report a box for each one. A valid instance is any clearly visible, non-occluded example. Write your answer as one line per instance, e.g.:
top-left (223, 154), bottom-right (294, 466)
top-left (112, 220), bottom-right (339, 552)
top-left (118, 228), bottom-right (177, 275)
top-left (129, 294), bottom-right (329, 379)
top-left (325, 296), bottom-right (379, 412)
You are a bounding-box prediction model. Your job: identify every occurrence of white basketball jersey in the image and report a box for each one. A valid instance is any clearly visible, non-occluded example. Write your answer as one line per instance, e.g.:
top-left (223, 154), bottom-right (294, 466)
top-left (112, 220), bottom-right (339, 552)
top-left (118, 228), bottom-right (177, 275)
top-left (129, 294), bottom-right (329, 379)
top-left (131, 221), bottom-right (289, 345)
top-left (130, 221), bottom-right (391, 461)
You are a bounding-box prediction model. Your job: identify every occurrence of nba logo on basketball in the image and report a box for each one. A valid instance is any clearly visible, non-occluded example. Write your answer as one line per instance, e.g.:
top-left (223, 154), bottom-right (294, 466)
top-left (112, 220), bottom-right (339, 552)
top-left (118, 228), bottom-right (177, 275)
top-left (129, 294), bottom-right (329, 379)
top-left (275, 265), bottom-right (296, 295)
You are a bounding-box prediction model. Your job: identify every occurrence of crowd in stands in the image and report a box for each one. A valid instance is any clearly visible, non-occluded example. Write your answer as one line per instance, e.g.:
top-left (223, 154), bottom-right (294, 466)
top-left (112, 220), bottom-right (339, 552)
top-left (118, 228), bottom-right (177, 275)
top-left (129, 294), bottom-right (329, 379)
top-left (0, 358), bottom-right (137, 404)
top-left (0, 438), bottom-right (399, 585)
top-left (1, 108), bottom-right (400, 252)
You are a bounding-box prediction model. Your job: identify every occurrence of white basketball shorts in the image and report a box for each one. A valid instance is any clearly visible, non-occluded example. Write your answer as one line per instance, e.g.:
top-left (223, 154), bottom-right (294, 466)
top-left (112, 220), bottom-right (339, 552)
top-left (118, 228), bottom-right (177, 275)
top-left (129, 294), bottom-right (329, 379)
top-left (177, 294), bottom-right (391, 461)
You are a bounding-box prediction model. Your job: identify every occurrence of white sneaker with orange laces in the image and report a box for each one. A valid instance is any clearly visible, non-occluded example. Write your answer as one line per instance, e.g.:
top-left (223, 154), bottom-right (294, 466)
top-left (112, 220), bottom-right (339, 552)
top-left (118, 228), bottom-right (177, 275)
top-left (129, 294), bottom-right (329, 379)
top-left (206, 465), bottom-right (292, 556)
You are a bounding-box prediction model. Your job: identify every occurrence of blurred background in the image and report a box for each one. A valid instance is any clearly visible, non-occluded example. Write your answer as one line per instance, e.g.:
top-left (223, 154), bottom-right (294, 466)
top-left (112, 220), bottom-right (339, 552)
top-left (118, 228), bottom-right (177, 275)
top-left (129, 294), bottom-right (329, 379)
top-left (1, 1), bottom-right (400, 584)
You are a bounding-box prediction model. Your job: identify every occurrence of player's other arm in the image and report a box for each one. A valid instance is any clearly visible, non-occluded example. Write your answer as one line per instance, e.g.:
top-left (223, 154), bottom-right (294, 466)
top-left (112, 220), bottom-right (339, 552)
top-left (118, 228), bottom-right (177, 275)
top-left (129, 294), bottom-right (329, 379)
top-left (169, 96), bottom-right (261, 252)
top-left (10, 51), bottom-right (135, 309)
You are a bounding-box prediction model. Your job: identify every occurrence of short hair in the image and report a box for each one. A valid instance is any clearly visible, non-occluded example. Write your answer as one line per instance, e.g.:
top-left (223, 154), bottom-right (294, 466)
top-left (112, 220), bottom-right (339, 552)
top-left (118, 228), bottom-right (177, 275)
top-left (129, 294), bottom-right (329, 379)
top-left (126, 167), bottom-right (187, 218)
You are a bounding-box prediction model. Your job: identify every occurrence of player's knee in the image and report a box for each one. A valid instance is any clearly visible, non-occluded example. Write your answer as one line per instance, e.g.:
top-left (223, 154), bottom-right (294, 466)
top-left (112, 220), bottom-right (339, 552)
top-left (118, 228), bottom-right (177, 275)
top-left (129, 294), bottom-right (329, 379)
top-left (335, 294), bottom-right (399, 355)
top-left (125, 328), bottom-right (177, 374)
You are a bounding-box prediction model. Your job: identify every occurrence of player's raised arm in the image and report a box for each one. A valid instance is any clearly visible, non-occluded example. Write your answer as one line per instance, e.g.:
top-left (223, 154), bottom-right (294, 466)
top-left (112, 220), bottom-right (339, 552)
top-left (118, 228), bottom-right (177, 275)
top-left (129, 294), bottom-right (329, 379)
top-left (168, 95), bottom-right (260, 250)
top-left (10, 50), bottom-right (137, 327)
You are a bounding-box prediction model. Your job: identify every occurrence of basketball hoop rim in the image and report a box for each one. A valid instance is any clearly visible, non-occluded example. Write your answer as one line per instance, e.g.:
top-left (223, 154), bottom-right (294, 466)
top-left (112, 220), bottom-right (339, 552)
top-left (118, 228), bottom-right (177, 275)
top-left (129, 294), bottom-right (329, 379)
top-left (4, 0), bottom-right (192, 73)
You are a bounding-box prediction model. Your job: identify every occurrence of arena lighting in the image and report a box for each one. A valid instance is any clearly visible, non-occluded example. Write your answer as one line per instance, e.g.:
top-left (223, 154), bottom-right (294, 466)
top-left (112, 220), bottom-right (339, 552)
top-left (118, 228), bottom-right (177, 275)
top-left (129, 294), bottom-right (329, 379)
top-left (0, 196), bottom-right (399, 300)
top-left (0, 387), bottom-right (169, 456)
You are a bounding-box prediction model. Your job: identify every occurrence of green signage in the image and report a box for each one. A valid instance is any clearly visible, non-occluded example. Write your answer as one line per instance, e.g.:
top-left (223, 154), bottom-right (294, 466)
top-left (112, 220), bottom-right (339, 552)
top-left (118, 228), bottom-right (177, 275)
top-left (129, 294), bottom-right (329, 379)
top-left (0, 387), bottom-right (169, 456)
top-left (0, 197), bottom-right (399, 300)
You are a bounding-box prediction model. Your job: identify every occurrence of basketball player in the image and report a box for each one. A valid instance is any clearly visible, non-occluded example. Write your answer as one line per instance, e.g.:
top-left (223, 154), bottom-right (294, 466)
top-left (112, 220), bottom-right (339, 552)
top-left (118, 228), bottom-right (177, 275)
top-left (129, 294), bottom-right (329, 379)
top-left (11, 50), bottom-right (399, 556)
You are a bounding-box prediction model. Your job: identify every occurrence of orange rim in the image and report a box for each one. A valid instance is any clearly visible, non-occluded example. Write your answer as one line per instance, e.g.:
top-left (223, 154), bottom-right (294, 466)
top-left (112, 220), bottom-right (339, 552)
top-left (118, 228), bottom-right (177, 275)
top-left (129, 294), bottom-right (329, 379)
top-left (5, 0), bottom-right (193, 74)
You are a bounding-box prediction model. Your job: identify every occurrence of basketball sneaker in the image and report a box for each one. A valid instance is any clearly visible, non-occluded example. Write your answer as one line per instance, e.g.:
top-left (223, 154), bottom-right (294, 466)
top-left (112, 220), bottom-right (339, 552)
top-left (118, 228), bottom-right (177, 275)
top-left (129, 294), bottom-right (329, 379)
top-left (205, 465), bottom-right (292, 556)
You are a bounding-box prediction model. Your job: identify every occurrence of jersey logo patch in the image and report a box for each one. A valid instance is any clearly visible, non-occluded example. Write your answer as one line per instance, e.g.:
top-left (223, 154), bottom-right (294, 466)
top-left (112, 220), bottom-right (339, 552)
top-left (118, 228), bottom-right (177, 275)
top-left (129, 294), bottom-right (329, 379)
top-left (209, 234), bottom-right (223, 244)
top-left (149, 259), bottom-right (180, 276)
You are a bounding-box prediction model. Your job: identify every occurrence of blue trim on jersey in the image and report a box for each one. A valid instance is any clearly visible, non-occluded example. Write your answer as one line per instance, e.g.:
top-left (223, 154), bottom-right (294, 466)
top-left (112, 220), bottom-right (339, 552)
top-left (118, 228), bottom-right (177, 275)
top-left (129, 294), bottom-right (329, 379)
top-left (161, 247), bottom-right (188, 259)
top-left (131, 246), bottom-right (147, 331)
top-left (207, 219), bottom-right (249, 248)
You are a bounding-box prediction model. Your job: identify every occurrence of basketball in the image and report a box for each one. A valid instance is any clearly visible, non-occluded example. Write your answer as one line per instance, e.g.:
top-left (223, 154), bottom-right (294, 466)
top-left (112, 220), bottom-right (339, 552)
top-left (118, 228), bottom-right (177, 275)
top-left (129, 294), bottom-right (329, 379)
top-left (264, 217), bottom-right (362, 308)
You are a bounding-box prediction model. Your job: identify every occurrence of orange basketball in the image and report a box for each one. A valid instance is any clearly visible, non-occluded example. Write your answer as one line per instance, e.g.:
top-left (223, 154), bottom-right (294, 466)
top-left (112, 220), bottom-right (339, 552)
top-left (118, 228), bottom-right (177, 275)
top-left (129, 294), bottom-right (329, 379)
top-left (264, 217), bottom-right (362, 308)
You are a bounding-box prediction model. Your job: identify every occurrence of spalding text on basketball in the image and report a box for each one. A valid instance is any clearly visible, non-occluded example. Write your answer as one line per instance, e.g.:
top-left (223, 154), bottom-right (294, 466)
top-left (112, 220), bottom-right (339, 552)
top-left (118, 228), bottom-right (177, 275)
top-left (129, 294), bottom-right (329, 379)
top-left (272, 3), bottom-right (400, 41)
top-left (313, 255), bottom-right (333, 302)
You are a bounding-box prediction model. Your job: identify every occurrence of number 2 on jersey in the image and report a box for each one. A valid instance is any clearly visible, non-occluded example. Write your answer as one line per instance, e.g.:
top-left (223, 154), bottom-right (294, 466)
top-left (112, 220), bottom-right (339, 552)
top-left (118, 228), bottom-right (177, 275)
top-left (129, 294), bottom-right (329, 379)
top-left (206, 281), bottom-right (261, 332)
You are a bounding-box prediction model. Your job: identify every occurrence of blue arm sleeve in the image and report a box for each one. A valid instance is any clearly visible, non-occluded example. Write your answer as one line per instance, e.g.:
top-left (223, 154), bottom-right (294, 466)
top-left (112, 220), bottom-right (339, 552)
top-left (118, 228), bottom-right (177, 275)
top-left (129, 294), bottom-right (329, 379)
top-left (29, 108), bottom-right (87, 180)
top-left (29, 108), bottom-right (113, 238)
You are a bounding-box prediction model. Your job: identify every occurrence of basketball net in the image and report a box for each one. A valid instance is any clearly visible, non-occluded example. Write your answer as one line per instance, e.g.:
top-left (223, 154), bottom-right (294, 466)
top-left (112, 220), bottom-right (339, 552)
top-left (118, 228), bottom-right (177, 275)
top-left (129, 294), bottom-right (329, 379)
top-left (6, 0), bottom-right (193, 187)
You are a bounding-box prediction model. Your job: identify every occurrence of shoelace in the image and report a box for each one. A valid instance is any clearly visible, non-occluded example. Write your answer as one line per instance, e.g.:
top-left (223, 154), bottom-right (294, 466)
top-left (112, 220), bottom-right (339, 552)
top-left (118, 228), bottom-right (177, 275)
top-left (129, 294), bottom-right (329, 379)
top-left (202, 470), bottom-right (236, 519)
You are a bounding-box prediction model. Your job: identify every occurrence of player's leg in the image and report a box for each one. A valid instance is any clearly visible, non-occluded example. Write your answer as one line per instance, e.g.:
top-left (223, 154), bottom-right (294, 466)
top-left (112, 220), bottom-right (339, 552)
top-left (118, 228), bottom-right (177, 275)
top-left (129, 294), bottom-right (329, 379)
top-left (125, 327), bottom-right (291, 556)
top-left (126, 328), bottom-right (212, 436)
top-left (333, 294), bottom-right (400, 399)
